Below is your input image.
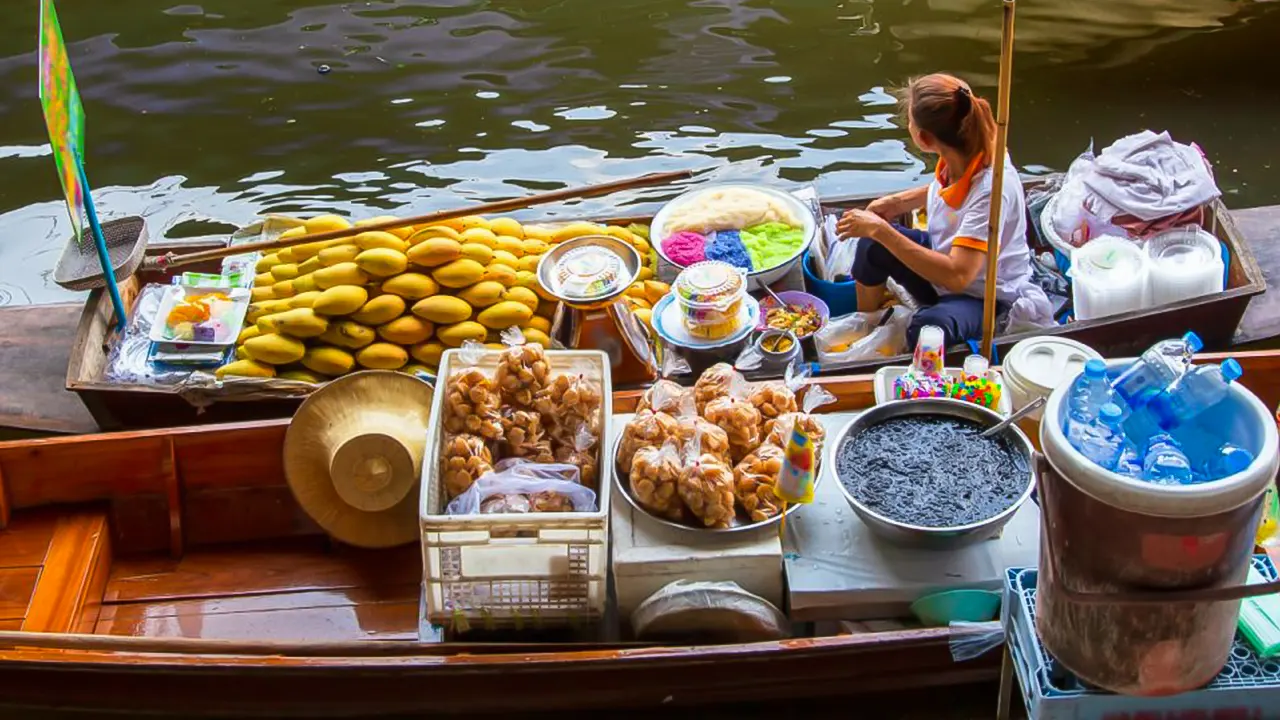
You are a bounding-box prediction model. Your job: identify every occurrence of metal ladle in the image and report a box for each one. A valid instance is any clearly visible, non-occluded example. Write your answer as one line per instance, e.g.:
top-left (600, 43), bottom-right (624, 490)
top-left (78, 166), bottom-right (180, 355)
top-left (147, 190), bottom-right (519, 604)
top-left (980, 397), bottom-right (1046, 438)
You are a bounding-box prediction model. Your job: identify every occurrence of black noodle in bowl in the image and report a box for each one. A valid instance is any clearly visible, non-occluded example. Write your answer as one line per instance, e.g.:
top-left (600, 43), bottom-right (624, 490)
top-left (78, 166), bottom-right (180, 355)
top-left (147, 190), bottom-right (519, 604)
top-left (836, 415), bottom-right (1029, 528)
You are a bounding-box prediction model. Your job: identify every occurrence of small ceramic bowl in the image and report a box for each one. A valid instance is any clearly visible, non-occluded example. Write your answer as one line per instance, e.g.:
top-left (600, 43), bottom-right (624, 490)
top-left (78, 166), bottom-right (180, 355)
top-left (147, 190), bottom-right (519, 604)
top-left (909, 589), bottom-right (1001, 627)
top-left (756, 290), bottom-right (830, 338)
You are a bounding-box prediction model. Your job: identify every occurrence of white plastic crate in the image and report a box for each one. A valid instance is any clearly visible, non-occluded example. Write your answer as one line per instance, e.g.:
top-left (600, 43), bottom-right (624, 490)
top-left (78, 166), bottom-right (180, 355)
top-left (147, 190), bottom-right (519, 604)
top-left (873, 365), bottom-right (1013, 416)
top-left (420, 348), bottom-right (612, 631)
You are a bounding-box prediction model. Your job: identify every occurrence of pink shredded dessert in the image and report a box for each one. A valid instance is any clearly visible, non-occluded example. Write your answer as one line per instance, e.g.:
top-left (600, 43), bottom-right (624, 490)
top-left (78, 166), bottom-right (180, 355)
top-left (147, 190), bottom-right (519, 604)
top-left (660, 231), bottom-right (707, 266)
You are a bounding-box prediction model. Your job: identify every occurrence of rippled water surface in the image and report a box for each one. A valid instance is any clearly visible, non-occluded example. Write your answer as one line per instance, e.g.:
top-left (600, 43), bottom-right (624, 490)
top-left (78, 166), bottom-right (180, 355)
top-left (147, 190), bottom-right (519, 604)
top-left (1, 0), bottom-right (1277, 304)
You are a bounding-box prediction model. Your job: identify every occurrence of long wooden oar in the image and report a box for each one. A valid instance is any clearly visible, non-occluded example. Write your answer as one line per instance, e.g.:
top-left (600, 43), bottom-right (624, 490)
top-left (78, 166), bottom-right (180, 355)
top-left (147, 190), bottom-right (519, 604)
top-left (141, 169), bottom-right (694, 273)
top-left (979, 0), bottom-right (1017, 360)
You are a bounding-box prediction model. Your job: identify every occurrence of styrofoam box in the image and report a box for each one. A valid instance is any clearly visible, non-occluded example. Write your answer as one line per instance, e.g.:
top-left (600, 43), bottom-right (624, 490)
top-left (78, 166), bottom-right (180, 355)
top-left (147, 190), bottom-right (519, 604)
top-left (610, 415), bottom-right (784, 625)
top-left (420, 348), bottom-right (612, 630)
top-left (873, 365), bottom-right (1013, 416)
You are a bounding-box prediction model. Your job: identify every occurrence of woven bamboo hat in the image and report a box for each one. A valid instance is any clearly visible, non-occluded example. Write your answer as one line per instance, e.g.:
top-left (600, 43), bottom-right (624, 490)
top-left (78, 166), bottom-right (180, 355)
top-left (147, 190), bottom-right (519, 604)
top-left (283, 370), bottom-right (434, 548)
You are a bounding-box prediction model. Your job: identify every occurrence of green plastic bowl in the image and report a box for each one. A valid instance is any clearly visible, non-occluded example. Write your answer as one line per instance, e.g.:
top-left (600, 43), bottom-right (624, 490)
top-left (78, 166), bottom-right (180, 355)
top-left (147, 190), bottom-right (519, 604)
top-left (909, 589), bottom-right (1001, 627)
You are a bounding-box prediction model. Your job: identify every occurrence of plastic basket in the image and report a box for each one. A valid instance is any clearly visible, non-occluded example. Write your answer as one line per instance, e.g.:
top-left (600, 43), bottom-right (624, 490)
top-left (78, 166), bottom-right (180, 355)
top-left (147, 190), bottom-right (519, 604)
top-left (1004, 557), bottom-right (1280, 720)
top-left (420, 348), bottom-right (611, 631)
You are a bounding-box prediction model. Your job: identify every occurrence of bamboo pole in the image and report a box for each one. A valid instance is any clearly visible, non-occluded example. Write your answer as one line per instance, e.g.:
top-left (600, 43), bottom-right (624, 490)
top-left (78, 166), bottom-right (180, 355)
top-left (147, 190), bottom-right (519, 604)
top-left (980, 0), bottom-right (1017, 359)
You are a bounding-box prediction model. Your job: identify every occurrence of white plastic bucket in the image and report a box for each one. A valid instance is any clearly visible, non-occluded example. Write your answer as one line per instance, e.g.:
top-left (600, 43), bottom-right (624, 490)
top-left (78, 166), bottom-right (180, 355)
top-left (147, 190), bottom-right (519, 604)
top-left (1003, 337), bottom-right (1103, 422)
top-left (1069, 236), bottom-right (1149, 321)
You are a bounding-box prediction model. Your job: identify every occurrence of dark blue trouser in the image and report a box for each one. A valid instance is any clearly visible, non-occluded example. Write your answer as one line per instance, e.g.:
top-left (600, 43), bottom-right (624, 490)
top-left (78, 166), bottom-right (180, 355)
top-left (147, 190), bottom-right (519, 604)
top-left (851, 225), bottom-right (1001, 349)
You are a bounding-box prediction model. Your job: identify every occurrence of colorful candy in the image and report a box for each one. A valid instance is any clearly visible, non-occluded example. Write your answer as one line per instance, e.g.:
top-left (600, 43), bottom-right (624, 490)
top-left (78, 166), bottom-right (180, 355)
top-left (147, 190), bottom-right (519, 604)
top-left (911, 324), bottom-right (945, 375)
top-left (893, 371), bottom-right (952, 400)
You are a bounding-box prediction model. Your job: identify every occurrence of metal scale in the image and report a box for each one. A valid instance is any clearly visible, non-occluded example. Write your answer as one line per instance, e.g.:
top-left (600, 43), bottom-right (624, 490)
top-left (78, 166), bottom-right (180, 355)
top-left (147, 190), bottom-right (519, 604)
top-left (536, 235), bottom-right (658, 386)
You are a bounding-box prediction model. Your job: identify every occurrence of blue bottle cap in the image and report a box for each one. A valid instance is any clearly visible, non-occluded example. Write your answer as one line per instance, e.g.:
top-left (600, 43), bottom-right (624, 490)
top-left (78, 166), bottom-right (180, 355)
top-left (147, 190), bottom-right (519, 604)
top-left (1183, 331), bottom-right (1204, 353)
top-left (1084, 358), bottom-right (1107, 377)
top-left (1222, 447), bottom-right (1253, 476)
top-left (1221, 358), bottom-right (1243, 383)
top-left (1099, 403), bottom-right (1123, 424)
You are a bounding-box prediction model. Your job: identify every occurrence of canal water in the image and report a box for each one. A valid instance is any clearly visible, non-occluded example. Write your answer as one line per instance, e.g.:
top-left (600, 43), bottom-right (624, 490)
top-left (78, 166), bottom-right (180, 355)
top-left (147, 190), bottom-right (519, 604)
top-left (0, 0), bottom-right (1277, 305)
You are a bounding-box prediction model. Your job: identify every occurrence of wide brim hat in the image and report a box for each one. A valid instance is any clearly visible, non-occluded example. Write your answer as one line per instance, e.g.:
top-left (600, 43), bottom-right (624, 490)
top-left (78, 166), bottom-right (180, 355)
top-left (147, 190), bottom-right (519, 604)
top-left (284, 370), bottom-right (434, 548)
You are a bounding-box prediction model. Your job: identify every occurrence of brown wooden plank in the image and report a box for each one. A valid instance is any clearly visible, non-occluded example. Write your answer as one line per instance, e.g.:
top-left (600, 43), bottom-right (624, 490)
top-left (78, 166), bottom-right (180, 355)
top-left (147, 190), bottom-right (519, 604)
top-left (0, 568), bottom-right (39, 622)
top-left (21, 511), bottom-right (110, 632)
top-left (183, 485), bottom-right (320, 548)
top-left (96, 585), bottom-right (419, 640)
top-left (1233, 205), bottom-right (1280, 344)
top-left (103, 538), bottom-right (420, 603)
top-left (0, 509), bottom-right (59, 569)
top-left (0, 435), bottom-right (170, 508)
top-left (172, 422), bottom-right (288, 489)
top-left (0, 303), bottom-right (98, 435)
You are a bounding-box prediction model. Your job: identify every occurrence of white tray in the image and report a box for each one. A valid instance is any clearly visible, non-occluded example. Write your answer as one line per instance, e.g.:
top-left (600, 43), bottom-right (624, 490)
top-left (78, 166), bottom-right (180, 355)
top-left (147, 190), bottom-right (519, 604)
top-left (872, 366), bottom-right (1013, 417)
top-left (148, 284), bottom-right (250, 347)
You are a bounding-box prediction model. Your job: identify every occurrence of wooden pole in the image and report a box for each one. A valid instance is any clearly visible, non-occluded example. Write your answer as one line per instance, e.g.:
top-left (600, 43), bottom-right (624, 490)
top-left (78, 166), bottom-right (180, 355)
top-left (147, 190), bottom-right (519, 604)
top-left (980, 0), bottom-right (1017, 359)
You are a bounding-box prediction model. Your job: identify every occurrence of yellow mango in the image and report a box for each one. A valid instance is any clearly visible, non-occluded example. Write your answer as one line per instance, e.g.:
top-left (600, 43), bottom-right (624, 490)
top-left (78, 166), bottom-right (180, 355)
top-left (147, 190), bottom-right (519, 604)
top-left (318, 244), bottom-right (361, 266)
top-left (318, 320), bottom-right (376, 349)
top-left (520, 327), bottom-right (552, 348)
top-left (235, 346), bottom-right (249, 361)
top-left (272, 280), bottom-right (297, 299)
top-left (432, 259), bottom-right (486, 289)
top-left (254, 271), bottom-right (274, 287)
top-left (525, 316), bottom-right (552, 334)
top-left (246, 300), bottom-right (287, 323)
top-left (481, 263), bottom-right (517, 287)
top-left (643, 280), bottom-right (671, 305)
top-left (436, 321), bottom-right (488, 347)
top-left (279, 369), bottom-right (325, 383)
top-left (279, 227), bottom-right (306, 241)
top-left (523, 225), bottom-right (554, 242)
top-left (313, 285), bottom-right (369, 316)
top-left (355, 247), bottom-right (409, 277)
top-left (301, 346), bottom-right (356, 377)
top-left (502, 286), bottom-right (539, 312)
top-left (297, 256), bottom-right (323, 276)
top-left (304, 214), bottom-right (351, 233)
top-left (521, 238), bottom-right (549, 256)
top-left (459, 227), bottom-right (498, 249)
top-left (517, 255), bottom-right (542, 273)
top-left (407, 237), bottom-right (462, 268)
top-left (459, 243), bottom-right (494, 265)
top-left (243, 334), bottom-right (307, 365)
top-left (515, 270), bottom-right (540, 293)
top-left (413, 295), bottom-right (473, 324)
top-left (291, 274), bottom-right (319, 294)
top-left (255, 253), bottom-right (282, 273)
top-left (288, 291), bottom-right (323, 309)
top-left (632, 308), bottom-right (653, 329)
top-left (492, 249), bottom-right (520, 268)
top-left (551, 222), bottom-right (606, 243)
top-left (356, 343), bottom-right (409, 370)
top-left (314, 262), bottom-right (370, 290)
top-left (351, 294), bottom-right (406, 325)
top-left (632, 238), bottom-right (652, 255)
top-left (477, 300), bottom-right (534, 330)
top-left (410, 341), bottom-right (446, 366)
top-left (237, 325), bottom-right (263, 344)
top-left (495, 235), bottom-right (525, 258)
top-left (456, 280), bottom-right (505, 308)
top-left (355, 231), bottom-right (408, 253)
top-left (381, 272), bottom-right (439, 300)
top-left (625, 296), bottom-right (651, 310)
top-left (535, 300), bottom-right (559, 319)
top-left (356, 215), bottom-right (414, 240)
top-left (291, 239), bottom-right (335, 261)
top-left (269, 308), bottom-right (329, 338)
top-left (407, 225), bottom-right (462, 245)
top-left (484, 342), bottom-right (506, 350)
top-left (636, 266), bottom-right (655, 282)
top-left (400, 363), bottom-right (432, 375)
top-left (604, 225), bottom-right (635, 244)
top-left (270, 263), bottom-right (300, 281)
top-left (250, 286), bottom-right (274, 303)
top-left (488, 217), bottom-right (524, 238)
top-left (216, 359), bottom-right (275, 379)
top-left (457, 215), bottom-right (490, 232)
top-left (276, 246), bottom-right (297, 264)
top-left (625, 283), bottom-right (646, 300)
top-left (378, 316), bottom-right (434, 345)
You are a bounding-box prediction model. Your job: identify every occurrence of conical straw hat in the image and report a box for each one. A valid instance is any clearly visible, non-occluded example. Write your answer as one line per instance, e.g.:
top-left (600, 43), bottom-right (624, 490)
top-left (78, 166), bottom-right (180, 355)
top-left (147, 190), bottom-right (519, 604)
top-left (284, 370), bottom-right (434, 548)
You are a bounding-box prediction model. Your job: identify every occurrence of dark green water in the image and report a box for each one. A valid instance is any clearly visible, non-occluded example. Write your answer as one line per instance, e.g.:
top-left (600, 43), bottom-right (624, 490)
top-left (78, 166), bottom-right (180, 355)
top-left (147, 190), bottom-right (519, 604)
top-left (1, 0), bottom-right (1277, 305)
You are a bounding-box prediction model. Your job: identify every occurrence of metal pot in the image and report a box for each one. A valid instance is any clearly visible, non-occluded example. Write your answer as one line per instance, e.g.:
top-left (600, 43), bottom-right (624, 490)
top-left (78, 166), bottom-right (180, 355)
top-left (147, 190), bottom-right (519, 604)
top-left (829, 398), bottom-right (1036, 550)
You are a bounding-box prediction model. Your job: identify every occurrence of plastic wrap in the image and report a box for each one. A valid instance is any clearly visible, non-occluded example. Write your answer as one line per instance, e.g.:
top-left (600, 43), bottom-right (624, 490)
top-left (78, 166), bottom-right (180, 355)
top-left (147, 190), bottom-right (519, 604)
top-left (693, 362), bottom-right (746, 415)
top-left (635, 378), bottom-right (693, 415)
top-left (733, 443), bottom-right (786, 522)
top-left (440, 433), bottom-right (494, 498)
top-left (553, 423), bottom-right (600, 490)
top-left (677, 452), bottom-right (736, 529)
top-left (443, 367), bottom-right (503, 440)
top-left (631, 580), bottom-right (788, 642)
top-left (106, 283), bottom-right (216, 386)
top-left (948, 621), bottom-right (1006, 662)
top-left (702, 396), bottom-right (762, 464)
top-left (733, 341), bottom-right (765, 371)
top-left (445, 460), bottom-right (596, 516)
top-left (814, 305), bottom-right (911, 365)
top-left (616, 409), bottom-right (679, 472)
top-left (628, 441), bottom-right (684, 521)
top-left (494, 329), bottom-right (550, 407)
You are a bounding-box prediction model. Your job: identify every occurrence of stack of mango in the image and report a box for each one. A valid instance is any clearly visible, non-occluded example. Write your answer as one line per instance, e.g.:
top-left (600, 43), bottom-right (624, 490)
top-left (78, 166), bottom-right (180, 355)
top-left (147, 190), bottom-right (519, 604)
top-left (218, 214), bottom-right (653, 382)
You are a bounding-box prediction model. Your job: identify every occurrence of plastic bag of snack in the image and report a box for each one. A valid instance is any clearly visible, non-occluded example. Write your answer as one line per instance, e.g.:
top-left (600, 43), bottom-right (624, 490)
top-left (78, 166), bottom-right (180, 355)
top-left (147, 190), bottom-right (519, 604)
top-left (440, 433), bottom-right (494, 499)
top-left (495, 327), bottom-right (551, 407)
top-left (678, 453), bottom-right (737, 529)
top-left (762, 375), bottom-right (836, 454)
top-left (734, 443), bottom-right (786, 522)
top-left (446, 460), bottom-right (596, 515)
top-left (616, 409), bottom-right (679, 472)
top-left (534, 371), bottom-right (603, 447)
top-left (499, 407), bottom-right (555, 462)
top-left (554, 422), bottom-right (600, 490)
top-left (629, 441), bottom-right (684, 521)
top-left (637, 379), bottom-right (694, 415)
top-left (443, 352), bottom-right (504, 441)
top-left (703, 396), bottom-right (762, 464)
top-left (694, 362), bottom-right (747, 415)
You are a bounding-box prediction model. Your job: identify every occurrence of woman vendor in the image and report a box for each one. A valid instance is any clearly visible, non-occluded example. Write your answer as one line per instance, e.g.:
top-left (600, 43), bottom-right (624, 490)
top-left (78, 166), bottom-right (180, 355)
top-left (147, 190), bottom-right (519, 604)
top-left (837, 73), bottom-right (1051, 348)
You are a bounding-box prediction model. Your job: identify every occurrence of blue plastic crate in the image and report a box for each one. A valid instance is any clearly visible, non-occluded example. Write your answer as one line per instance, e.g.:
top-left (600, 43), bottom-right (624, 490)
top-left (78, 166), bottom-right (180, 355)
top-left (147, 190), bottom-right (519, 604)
top-left (1004, 557), bottom-right (1280, 720)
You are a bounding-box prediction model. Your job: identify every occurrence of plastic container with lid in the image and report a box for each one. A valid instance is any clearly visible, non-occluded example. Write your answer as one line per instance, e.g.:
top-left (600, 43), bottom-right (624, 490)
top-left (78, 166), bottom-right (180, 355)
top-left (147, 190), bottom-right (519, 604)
top-left (549, 245), bottom-right (624, 303)
top-left (1068, 236), bottom-right (1149, 321)
top-left (1003, 337), bottom-right (1103, 428)
top-left (674, 261), bottom-right (748, 340)
top-left (1146, 226), bottom-right (1225, 307)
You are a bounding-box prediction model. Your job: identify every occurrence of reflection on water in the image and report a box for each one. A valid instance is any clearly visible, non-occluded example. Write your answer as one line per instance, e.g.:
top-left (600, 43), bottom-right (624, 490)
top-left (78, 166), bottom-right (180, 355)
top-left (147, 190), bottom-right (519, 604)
top-left (0, 0), bottom-right (1277, 305)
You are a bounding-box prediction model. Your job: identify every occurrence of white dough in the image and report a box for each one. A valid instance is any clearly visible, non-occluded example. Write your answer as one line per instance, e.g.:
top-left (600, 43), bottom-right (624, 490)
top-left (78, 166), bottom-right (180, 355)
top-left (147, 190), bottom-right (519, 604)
top-left (664, 188), bottom-right (801, 234)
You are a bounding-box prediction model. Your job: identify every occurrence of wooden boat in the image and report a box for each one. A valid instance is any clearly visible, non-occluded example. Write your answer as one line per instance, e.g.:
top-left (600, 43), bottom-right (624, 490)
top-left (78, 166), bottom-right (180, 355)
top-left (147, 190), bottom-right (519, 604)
top-left (62, 187), bottom-right (1264, 431)
top-left (0, 350), bottom-right (1274, 716)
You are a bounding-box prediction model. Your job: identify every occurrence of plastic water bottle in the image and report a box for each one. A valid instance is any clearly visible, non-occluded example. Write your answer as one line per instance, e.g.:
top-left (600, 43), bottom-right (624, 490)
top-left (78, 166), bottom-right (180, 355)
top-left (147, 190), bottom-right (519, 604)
top-left (1202, 442), bottom-right (1254, 480)
top-left (1111, 332), bottom-right (1204, 409)
top-left (1115, 443), bottom-right (1143, 478)
top-left (1143, 433), bottom-right (1193, 485)
top-left (1076, 403), bottom-right (1126, 470)
top-left (1065, 359), bottom-right (1114, 447)
top-left (1145, 359), bottom-right (1243, 431)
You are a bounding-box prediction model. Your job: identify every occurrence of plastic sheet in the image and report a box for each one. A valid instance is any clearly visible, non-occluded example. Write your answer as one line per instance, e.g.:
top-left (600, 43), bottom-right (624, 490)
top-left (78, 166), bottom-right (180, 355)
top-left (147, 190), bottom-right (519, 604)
top-left (814, 305), bottom-right (912, 365)
top-left (631, 580), bottom-right (789, 642)
top-left (445, 459), bottom-right (597, 515)
top-left (949, 620), bottom-right (1006, 662)
top-left (105, 283), bottom-right (209, 387)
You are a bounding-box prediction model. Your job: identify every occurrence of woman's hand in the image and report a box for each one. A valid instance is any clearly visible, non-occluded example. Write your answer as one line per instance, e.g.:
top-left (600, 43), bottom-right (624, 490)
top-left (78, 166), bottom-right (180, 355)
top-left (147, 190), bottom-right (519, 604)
top-left (837, 209), bottom-right (891, 241)
top-left (865, 195), bottom-right (904, 221)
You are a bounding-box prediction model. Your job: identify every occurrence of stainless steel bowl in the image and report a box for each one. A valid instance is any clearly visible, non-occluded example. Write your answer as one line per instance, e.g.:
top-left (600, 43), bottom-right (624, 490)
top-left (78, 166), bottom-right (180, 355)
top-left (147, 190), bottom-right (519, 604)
top-left (828, 398), bottom-right (1036, 550)
top-left (611, 428), bottom-right (816, 535)
top-left (536, 235), bottom-right (642, 311)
